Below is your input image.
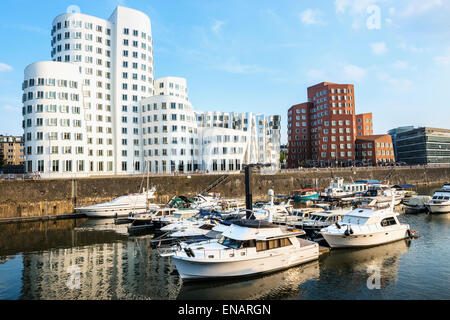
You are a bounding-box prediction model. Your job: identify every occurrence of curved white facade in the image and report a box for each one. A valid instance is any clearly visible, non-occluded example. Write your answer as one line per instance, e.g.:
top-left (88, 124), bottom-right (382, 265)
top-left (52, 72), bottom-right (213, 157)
top-left (49, 6), bottom-right (154, 175)
top-left (141, 87), bottom-right (199, 174)
top-left (23, 61), bottom-right (88, 177)
top-left (22, 6), bottom-right (280, 178)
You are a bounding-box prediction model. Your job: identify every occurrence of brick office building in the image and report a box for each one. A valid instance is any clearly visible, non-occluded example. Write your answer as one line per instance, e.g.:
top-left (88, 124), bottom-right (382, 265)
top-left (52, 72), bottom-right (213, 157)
top-left (288, 82), bottom-right (367, 168)
top-left (355, 113), bottom-right (373, 137)
top-left (355, 134), bottom-right (395, 165)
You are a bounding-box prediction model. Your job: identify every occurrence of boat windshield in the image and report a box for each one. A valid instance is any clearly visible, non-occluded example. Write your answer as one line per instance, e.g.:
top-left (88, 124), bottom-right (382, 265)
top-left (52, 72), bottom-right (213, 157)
top-left (218, 236), bottom-right (256, 249)
top-left (340, 215), bottom-right (369, 225)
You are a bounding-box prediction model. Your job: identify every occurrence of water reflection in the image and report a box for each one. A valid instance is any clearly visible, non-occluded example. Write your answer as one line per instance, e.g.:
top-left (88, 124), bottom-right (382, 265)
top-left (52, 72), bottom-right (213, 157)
top-left (306, 240), bottom-right (411, 299)
top-left (177, 261), bottom-right (320, 300)
top-left (19, 236), bottom-right (182, 300)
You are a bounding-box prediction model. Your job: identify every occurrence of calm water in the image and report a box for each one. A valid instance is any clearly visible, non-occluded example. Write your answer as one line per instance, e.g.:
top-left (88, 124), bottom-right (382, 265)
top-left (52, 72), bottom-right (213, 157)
top-left (0, 185), bottom-right (449, 300)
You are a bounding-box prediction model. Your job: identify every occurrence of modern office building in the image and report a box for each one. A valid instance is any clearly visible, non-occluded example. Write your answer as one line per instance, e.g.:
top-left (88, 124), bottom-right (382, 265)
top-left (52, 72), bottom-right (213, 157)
top-left (387, 126), bottom-right (415, 160)
top-left (141, 77), bottom-right (281, 174)
top-left (288, 82), bottom-right (360, 167)
top-left (22, 6), bottom-right (280, 178)
top-left (0, 135), bottom-right (25, 166)
top-left (355, 113), bottom-right (373, 137)
top-left (395, 127), bottom-right (450, 165)
top-left (355, 135), bottom-right (395, 165)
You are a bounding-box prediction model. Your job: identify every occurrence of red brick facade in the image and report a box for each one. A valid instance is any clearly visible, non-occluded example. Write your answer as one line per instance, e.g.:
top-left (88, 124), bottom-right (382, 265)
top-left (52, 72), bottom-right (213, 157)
top-left (355, 113), bottom-right (373, 137)
top-left (288, 82), bottom-right (358, 167)
top-left (355, 135), bottom-right (395, 165)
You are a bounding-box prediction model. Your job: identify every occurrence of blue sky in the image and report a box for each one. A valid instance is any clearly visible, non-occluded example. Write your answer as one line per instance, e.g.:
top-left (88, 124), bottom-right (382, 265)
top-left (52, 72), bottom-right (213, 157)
top-left (0, 0), bottom-right (449, 144)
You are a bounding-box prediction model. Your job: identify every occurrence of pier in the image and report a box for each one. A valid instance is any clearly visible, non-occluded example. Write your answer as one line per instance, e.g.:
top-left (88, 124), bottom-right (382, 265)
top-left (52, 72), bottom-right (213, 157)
top-left (0, 166), bottom-right (449, 221)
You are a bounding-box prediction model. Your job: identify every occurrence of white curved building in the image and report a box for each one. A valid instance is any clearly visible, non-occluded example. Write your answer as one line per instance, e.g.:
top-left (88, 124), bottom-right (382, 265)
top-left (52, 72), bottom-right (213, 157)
top-left (49, 6), bottom-right (154, 175)
top-left (22, 61), bottom-right (87, 177)
top-left (141, 78), bottom-right (200, 173)
top-left (22, 6), bottom-right (281, 178)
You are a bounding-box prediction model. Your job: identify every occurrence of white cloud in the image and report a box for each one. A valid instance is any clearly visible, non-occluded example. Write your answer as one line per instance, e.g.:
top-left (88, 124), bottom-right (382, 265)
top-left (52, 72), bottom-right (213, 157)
top-left (299, 9), bottom-right (325, 25)
top-left (370, 42), bottom-right (388, 55)
top-left (334, 0), bottom-right (380, 28)
top-left (216, 60), bottom-right (277, 75)
top-left (3, 105), bottom-right (17, 112)
top-left (307, 69), bottom-right (327, 80)
top-left (378, 72), bottom-right (413, 90)
top-left (343, 64), bottom-right (367, 81)
top-left (0, 63), bottom-right (13, 72)
top-left (211, 20), bottom-right (225, 35)
top-left (434, 47), bottom-right (450, 67)
top-left (399, 0), bottom-right (443, 17)
top-left (398, 42), bottom-right (424, 53)
top-left (392, 60), bottom-right (414, 70)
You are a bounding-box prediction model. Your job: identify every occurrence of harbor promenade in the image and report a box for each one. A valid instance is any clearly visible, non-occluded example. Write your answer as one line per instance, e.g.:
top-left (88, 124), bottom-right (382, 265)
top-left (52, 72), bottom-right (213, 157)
top-left (0, 165), bottom-right (449, 222)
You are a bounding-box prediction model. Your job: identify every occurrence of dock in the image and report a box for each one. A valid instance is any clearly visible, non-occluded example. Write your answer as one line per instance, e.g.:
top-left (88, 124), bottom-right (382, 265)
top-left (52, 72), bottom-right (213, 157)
top-left (319, 246), bottom-right (331, 255)
top-left (0, 213), bottom-right (85, 225)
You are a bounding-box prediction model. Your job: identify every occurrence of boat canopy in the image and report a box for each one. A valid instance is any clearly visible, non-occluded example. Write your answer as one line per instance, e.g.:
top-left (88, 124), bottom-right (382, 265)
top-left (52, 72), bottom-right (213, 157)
top-left (392, 184), bottom-right (416, 190)
top-left (232, 220), bottom-right (279, 229)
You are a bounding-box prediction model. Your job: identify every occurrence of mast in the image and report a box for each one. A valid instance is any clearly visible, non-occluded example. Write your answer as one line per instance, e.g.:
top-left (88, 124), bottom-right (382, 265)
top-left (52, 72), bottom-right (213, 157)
top-left (146, 160), bottom-right (150, 211)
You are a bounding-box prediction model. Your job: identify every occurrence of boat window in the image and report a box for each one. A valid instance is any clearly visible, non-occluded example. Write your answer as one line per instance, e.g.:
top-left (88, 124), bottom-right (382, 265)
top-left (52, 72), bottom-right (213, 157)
top-left (445, 197), bottom-right (449, 200)
top-left (256, 238), bottom-right (292, 252)
top-left (218, 236), bottom-right (243, 249)
top-left (433, 196), bottom-right (438, 199)
top-left (381, 217), bottom-right (397, 227)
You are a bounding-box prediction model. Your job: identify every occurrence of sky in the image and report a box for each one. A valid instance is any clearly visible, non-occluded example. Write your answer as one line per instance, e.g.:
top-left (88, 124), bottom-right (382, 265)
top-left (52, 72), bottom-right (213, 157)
top-left (0, 0), bottom-right (449, 144)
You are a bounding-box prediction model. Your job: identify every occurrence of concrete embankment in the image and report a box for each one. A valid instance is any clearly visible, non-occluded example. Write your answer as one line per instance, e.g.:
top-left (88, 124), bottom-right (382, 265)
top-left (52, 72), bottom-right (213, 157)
top-left (0, 166), bottom-right (448, 222)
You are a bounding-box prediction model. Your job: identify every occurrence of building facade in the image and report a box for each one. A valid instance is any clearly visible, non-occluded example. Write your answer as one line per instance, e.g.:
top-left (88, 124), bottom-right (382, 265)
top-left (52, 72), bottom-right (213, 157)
top-left (355, 113), bottom-right (373, 137)
top-left (288, 82), bottom-right (360, 167)
top-left (140, 77), bottom-right (281, 174)
top-left (22, 6), bottom-right (280, 178)
top-left (387, 126), bottom-right (415, 160)
top-left (395, 127), bottom-right (450, 165)
top-left (355, 135), bottom-right (395, 165)
top-left (0, 135), bottom-right (25, 166)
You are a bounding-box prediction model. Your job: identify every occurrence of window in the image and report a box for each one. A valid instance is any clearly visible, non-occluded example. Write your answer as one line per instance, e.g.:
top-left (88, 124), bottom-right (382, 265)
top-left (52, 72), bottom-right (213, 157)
top-left (381, 217), bottom-right (397, 227)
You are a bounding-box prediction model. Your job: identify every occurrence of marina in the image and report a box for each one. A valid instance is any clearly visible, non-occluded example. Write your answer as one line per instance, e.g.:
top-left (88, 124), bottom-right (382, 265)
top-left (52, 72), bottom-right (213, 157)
top-left (0, 184), bottom-right (449, 300)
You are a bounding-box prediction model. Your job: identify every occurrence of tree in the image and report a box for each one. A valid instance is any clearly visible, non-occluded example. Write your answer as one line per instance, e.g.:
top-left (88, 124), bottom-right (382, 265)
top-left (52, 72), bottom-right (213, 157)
top-left (280, 152), bottom-right (286, 164)
top-left (0, 156), bottom-right (4, 170)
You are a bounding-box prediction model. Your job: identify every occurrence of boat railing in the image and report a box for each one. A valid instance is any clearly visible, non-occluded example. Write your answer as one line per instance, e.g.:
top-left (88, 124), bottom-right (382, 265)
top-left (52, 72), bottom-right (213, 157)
top-left (172, 245), bottom-right (252, 260)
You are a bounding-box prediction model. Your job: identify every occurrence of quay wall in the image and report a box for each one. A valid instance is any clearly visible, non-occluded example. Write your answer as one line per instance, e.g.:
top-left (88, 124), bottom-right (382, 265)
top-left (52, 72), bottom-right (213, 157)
top-left (0, 167), bottom-right (449, 220)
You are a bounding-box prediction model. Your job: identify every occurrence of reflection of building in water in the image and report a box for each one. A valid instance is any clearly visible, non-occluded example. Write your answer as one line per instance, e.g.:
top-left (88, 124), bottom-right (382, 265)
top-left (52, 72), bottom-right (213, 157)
top-left (20, 237), bottom-right (181, 300)
top-left (318, 240), bottom-right (411, 295)
top-left (177, 261), bottom-right (320, 300)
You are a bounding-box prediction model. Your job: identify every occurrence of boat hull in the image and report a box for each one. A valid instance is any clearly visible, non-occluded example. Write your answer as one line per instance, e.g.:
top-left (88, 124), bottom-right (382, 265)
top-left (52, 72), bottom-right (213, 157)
top-left (426, 203), bottom-right (450, 214)
top-left (172, 245), bottom-right (319, 281)
top-left (322, 227), bottom-right (410, 248)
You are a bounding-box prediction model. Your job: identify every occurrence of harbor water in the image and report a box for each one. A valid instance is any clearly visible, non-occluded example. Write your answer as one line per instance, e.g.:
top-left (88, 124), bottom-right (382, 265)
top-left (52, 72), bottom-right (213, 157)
top-left (0, 185), bottom-right (449, 300)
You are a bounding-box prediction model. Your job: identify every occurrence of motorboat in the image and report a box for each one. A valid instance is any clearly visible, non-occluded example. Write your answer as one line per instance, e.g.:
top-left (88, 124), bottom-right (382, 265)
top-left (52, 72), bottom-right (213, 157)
top-left (127, 208), bottom-right (177, 235)
top-left (391, 184), bottom-right (417, 203)
top-left (152, 208), bottom-right (200, 229)
top-left (425, 184), bottom-right (450, 214)
top-left (321, 177), bottom-right (363, 200)
top-left (320, 197), bottom-right (411, 248)
top-left (76, 187), bottom-right (158, 218)
top-left (290, 189), bottom-right (319, 202)
top-left (295, 209), bottom-right (350, 237)
top-left (403, 195), bottom-right (432, 214)
top-left (161, 219), bottom-right (319, 281)
top-left (355, 184), bottom-right (403, 207)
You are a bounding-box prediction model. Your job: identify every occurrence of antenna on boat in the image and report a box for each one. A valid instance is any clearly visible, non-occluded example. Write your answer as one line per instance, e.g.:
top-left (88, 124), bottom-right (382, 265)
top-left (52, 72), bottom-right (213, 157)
top-left (390, 194), bottom-right (395, 212)
top-left (146, 160), bottom-right (150, 211)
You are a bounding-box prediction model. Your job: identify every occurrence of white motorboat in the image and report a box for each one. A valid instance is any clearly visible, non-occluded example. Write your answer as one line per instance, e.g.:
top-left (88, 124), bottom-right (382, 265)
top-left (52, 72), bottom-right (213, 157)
top-left (320, 197), bottom-right (411, 248)
top-left (403, 195), bottom-right (432, 213)
top-left (357, 184), bottom-right (403, 207)
top-left (321, 177), bottom-right (357, 199)
top-left (76, 187), bottom-right (158, 218)
top-left (425, 184), bottom-right (450, 214)
top-left (153, 208), bottom-right (200, 229)
top-left (163, 219), bottom-right (319, 280)
top-left (295, 209), bottom-right (350, 237)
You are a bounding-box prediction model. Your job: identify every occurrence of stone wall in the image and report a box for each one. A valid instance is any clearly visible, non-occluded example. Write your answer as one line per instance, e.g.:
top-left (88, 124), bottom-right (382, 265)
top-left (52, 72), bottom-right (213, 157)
top-left (0, 167), bottom-right (448, 219)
